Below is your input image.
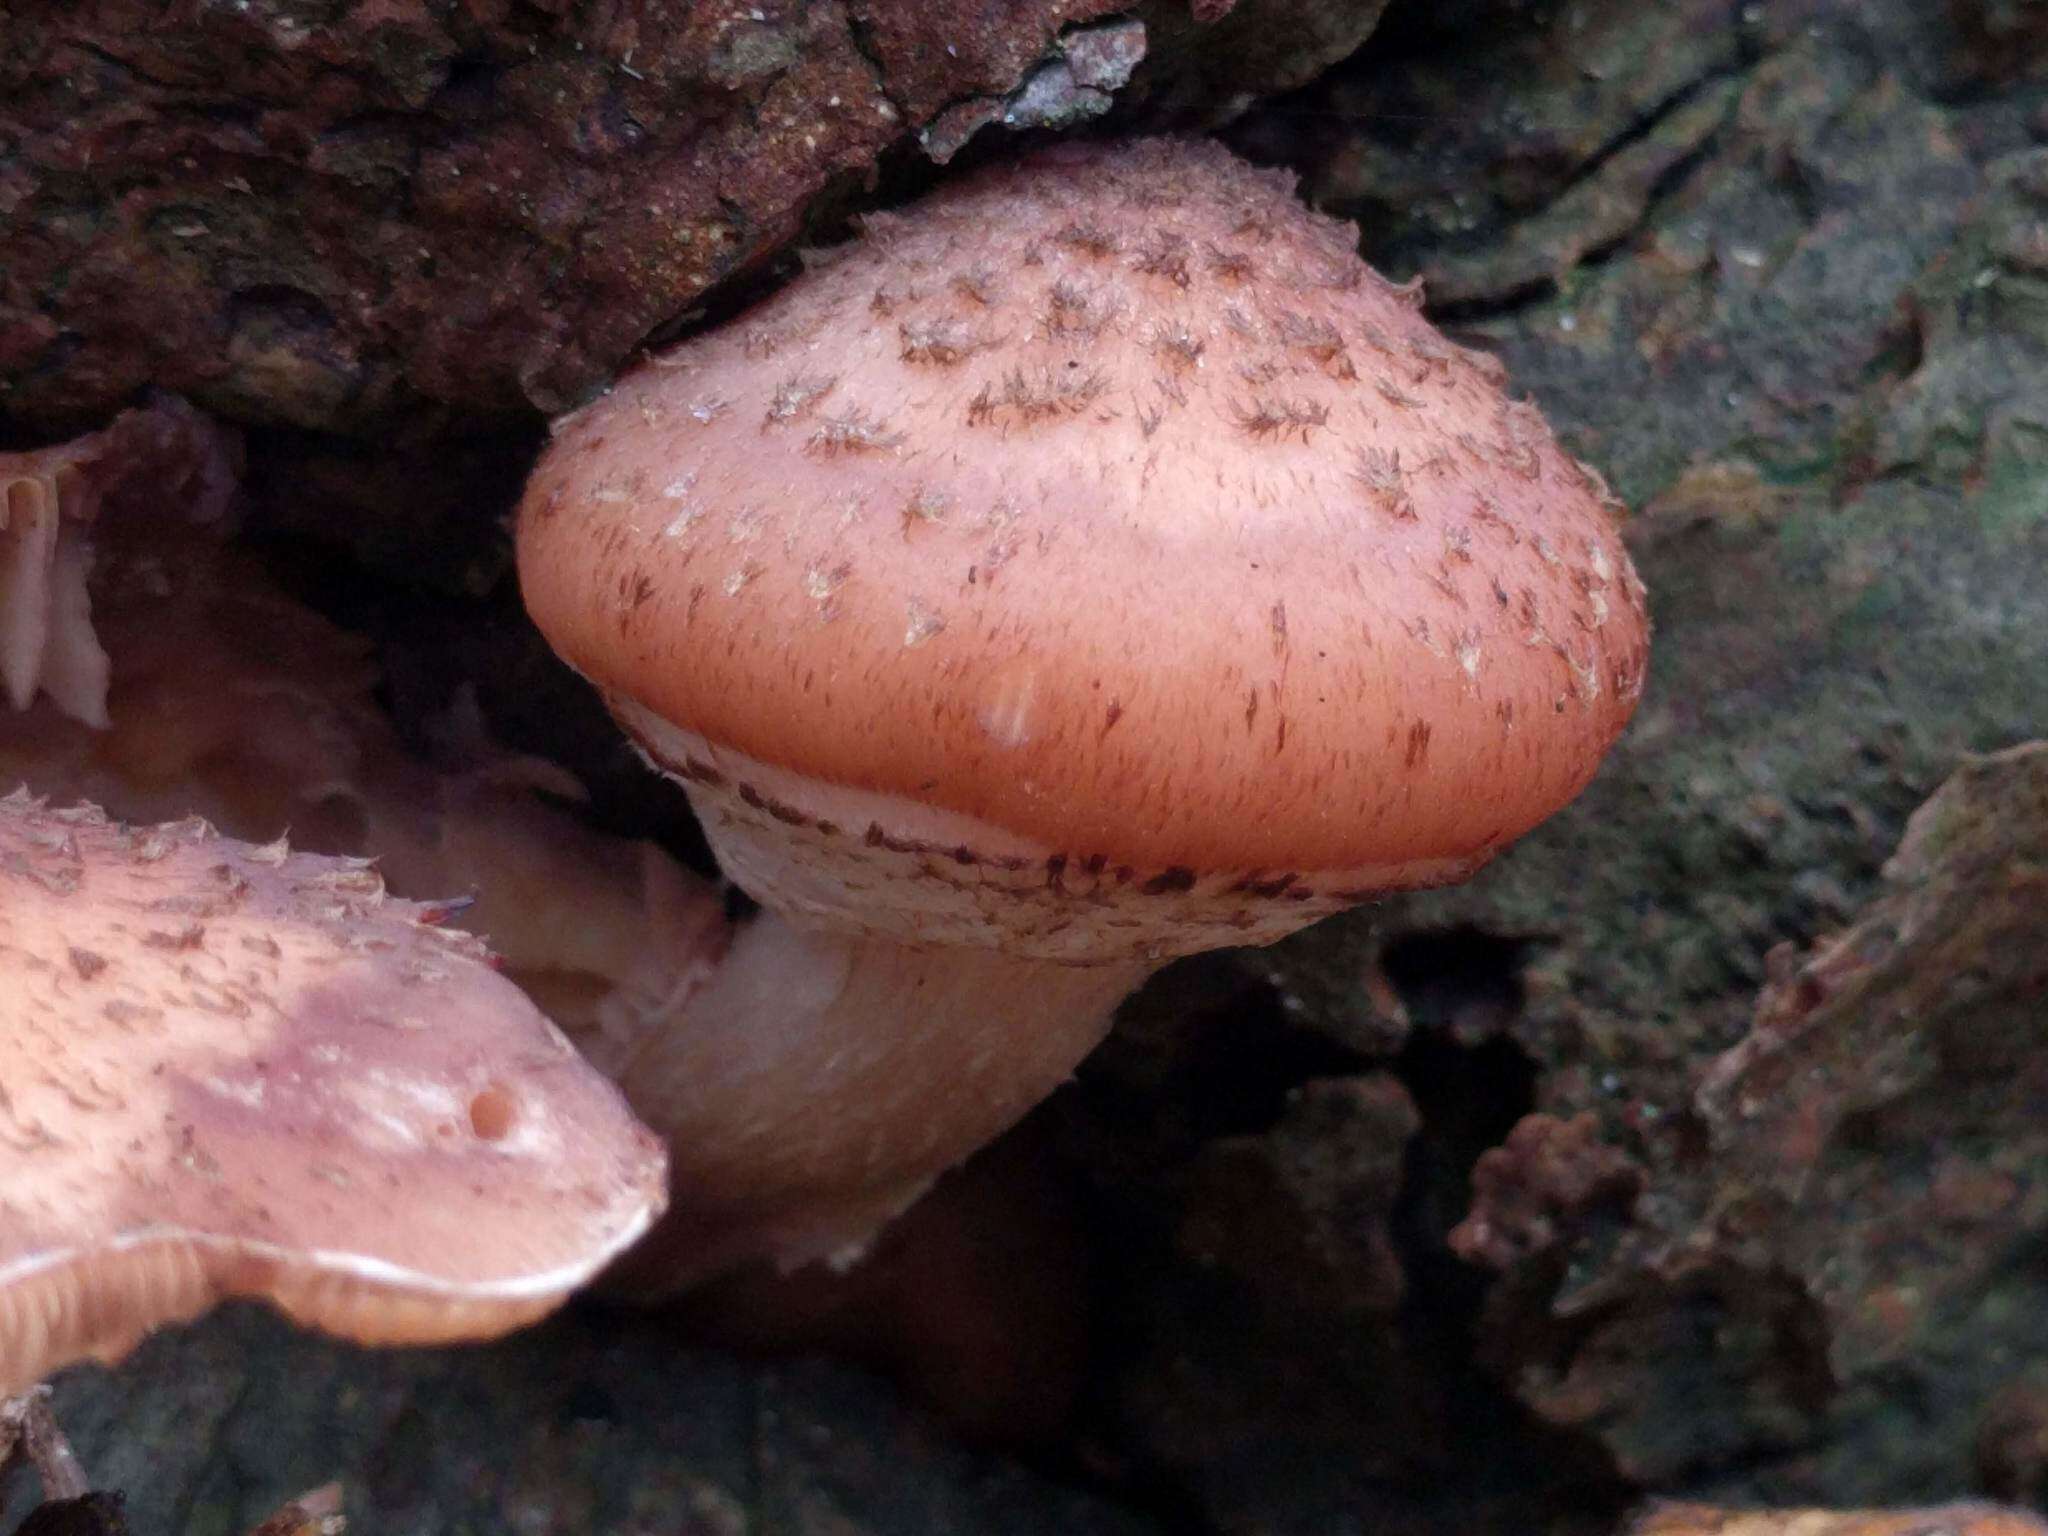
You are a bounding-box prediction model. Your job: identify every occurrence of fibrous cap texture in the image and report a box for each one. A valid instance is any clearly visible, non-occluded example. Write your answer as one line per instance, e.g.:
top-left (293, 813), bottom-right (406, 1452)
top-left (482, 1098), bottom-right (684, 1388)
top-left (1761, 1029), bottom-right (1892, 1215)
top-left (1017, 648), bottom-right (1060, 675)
top-left (0, 791), bottom-right (666, 1393)
top-left (519, 138), bottom-right (1649, 957)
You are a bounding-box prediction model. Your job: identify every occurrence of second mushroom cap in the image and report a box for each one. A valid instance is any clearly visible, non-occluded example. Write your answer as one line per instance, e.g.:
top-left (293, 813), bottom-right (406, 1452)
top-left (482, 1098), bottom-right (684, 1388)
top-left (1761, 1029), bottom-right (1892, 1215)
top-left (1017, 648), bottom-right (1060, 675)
top-left (0, 792), bottom-right (667, 1394)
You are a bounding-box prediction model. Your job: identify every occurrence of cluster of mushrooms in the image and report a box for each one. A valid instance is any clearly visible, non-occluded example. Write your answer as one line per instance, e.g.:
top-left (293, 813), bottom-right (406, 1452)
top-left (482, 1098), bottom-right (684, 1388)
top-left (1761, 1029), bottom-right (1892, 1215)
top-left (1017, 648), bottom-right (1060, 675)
top-left (1, 138), bottom-right (1648, 1513)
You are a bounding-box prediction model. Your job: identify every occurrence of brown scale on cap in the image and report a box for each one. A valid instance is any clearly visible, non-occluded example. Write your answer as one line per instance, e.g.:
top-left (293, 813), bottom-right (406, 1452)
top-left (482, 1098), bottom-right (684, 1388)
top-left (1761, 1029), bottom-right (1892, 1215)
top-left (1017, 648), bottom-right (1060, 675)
top-left (0, 791), bottom-right (666, 1395)
top-left (516, 137), bottom-right (1650, 1286)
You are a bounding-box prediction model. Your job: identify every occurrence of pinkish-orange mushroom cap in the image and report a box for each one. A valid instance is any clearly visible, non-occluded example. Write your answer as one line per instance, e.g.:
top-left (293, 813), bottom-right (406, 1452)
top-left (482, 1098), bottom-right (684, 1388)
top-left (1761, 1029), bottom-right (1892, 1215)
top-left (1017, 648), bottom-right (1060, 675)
top-left (0, 791), bottom-right (666, 1393)
top-left (518, 138), bottom-right (1648, 959)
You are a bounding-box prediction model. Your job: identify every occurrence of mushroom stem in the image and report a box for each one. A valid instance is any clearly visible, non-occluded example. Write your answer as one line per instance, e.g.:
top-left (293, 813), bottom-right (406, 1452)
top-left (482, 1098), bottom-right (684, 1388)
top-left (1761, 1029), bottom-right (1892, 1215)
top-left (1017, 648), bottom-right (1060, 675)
top-left (609, 909), bottom-right (1151, 1293)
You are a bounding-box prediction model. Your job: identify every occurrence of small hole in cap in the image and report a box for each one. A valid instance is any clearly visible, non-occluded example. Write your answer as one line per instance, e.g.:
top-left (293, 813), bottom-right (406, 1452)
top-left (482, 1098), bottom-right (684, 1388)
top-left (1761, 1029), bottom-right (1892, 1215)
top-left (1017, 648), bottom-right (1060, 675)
top-left (468, 1086), bottom-right (518, 1142)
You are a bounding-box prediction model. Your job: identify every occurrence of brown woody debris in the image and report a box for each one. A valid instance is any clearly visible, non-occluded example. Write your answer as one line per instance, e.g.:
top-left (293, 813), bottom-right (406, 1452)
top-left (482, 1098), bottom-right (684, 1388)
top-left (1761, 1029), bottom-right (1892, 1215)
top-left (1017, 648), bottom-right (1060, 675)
top-left (1451, 1112), bottom-right (1647, 1271)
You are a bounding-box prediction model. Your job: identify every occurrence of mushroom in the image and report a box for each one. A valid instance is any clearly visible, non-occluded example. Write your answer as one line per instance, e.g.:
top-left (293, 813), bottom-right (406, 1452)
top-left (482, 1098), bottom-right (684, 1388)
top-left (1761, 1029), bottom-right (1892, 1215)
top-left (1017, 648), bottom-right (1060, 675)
top-left (515, 137), bottom-right (1650, 1287)
top-left (1, 399), bottom-right (237, 731)
top-left (0, 406), bottom-right (728, 1076)
top-left (0, 790), bottom-right (666, 1396)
